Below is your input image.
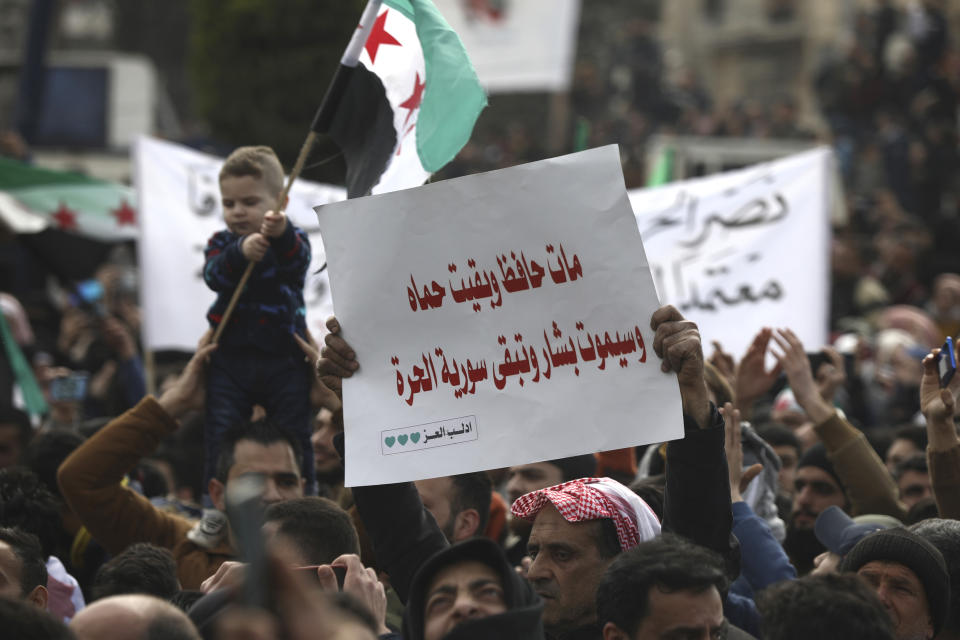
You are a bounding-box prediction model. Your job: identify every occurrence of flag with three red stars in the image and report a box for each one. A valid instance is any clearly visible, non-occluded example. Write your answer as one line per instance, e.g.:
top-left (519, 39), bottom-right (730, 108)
top-left (0, 155), bottom-right (137, 241)
top-left (322, 0), bottom-right (487, 198)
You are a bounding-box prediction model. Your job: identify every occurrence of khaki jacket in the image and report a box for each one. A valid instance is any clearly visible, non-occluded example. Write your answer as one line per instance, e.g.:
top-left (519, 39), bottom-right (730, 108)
top-left (58, 397), bottom-right (234, 589)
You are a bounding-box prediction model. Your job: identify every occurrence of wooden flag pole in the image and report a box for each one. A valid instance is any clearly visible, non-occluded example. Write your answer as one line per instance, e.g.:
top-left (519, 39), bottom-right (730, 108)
top-left (211, 0), bottom-right (382, 344)
top-left (211, 130), bottom-right (319, 344)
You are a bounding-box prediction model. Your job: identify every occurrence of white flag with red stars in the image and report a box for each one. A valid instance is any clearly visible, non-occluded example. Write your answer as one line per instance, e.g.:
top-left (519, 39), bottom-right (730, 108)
top-left (326, 0), bottom-right (486, 197)
top-left (0, 155), bottom-right (138, 241)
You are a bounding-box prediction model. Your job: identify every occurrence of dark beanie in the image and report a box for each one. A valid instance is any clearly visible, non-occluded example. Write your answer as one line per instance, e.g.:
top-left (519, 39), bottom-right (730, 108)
top-left (546, 454), bottom-right (597, 482)
top-left (796, 443), bottom-right (843, 490)
top-left (841, 527), bottom-right (950, 636)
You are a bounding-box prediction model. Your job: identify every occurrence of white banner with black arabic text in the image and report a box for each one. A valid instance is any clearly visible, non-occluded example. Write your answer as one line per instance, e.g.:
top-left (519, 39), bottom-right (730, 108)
top-left (629, 147), bottom-right (833, 362)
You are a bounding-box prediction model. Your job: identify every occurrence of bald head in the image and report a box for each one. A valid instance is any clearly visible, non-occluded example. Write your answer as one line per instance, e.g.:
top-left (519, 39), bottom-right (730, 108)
top-left (70, 594), bottom-right (199, 640)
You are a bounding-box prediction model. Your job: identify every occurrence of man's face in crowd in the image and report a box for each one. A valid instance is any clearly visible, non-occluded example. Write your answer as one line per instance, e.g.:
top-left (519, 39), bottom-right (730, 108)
top-left (423, 560), bottom-right (506, 640)
top-left (886, 438), bottom-right (921, 475)
top-left (0, 540), bottom-right (44, 608)
top-left (791, 466), bottom-right (845, 530)
top-left (897, 470), bottom-right (932, 510)
top-left (416, 477), bottom-right (458, 542)
top-left (0, 540), bottom-right (24, 600)
top-left (311, 409), bottom-right (341, 477)
top-left (0, 424), bottom-right (22, 470)
top-left (604, 586), bottom-right (725, 640)
top-left (526, 504), bottom-right (613, 634)
top-left (506, 464), bottom-right (563, 505)
top-left (772, 444), bottom-right (799, 496)
top-left (857, 560), bottom-right (934, 640)
top-left (211, 439), bottom-right (304, 511)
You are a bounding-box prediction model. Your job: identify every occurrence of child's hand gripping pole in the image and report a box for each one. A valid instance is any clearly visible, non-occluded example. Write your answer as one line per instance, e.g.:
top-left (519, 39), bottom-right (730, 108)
top-left (211, 131), bottom-right (319, 345)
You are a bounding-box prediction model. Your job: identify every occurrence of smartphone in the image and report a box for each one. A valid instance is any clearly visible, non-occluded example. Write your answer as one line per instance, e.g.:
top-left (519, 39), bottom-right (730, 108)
top-left (225, 474), bottom-right (269, 608)
top-left (70, 280), bottom-right (107, 318)
top-left (293, 565), bottom-right (347, 590)
top-left (50, 372), bottom-right (88, 402)
top-left (937, 337), bottom-right (956, 388)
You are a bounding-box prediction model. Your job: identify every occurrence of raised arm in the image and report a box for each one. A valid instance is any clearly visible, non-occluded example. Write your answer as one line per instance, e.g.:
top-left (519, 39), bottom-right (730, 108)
top-left (652, 306), bottom-right (737, 570)
top-left (920, 342), bottom-right (960, 519)
top-left (734, 328), bottom-right (782, 420)
top-left (723, 403), bottom-right (796, 590)
top-left (316, 317), bottom-right (448, 603)
top-left (771, 328), bottom-right (907, 520)
top-left (58, 343), bottom-right (216, 555)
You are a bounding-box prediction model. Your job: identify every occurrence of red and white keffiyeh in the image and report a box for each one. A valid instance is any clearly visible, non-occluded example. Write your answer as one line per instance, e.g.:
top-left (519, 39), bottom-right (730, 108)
top-left (510, 477), bottom-right (661, 551)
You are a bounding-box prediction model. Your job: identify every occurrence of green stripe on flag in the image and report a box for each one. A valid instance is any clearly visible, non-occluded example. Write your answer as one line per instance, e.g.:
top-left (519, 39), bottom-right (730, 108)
top-left (384, 0), bottom-right (415, 21)
top-left (0, 311), bottom-right (47, 418)
top-left (646, 146), bottom-right (674, 187)
top-left (386, 0), bottom-right (487, 173)
top-left (0, 156), bottom-right (137, 239)
top-left (13, 184), bottom-right (130, 216)
top-left (0, 156), bottom-right (110, 189)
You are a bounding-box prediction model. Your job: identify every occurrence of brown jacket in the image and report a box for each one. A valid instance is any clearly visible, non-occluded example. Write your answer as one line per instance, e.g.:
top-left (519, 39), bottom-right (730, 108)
top-left (58, 396), bottom-right (234, 589)
top-left (929, 443), bottom-right (960, 520)
top-left (814, 412), bottom-right (908, 521)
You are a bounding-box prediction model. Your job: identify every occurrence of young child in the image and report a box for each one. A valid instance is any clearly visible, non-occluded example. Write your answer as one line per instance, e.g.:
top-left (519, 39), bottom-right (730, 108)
top-left (198, 146), bottom-right (314, 531)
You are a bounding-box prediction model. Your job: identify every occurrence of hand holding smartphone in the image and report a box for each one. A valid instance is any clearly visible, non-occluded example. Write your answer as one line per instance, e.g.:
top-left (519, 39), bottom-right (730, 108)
top-left (937, 337), bottom-right (957, 389)
top-left (50, 372), bottom-right (88, 402)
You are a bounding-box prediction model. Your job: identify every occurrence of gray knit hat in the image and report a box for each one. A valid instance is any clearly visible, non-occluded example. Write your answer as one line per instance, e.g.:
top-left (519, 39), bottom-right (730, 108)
top-left (840, 528), bottom-right (949, 636)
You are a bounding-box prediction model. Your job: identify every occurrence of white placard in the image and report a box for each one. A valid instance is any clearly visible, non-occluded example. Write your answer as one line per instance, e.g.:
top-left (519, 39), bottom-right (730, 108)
top-left (433, 0), bottom-right (581, 92)
top-left (316, 145), bottom-right (683, 486)
top-left (629, 148), bottom-right (833, 362)
top-left (135, 136), bottom-right (346, 352)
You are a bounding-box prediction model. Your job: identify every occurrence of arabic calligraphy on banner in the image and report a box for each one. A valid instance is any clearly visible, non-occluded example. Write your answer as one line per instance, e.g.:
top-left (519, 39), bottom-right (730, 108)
top-left (407, 244), bottom-right (583, 313)
top-left (316, 145), bottom-right (683, 486)
top-left (629, 147), bottom-right (833, 363)
top-left (395, 319), bottom-right (646, 405)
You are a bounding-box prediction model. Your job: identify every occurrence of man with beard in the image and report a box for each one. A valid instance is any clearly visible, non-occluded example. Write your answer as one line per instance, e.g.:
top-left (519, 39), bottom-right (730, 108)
top-left (416, 473), bottom-right (492, 543)
top-left (312, 407), bottom-right (348, 503)
top-left (770, 328), bottom-right (912, 572)
top-left (785, 443), bottom-right (848, 574)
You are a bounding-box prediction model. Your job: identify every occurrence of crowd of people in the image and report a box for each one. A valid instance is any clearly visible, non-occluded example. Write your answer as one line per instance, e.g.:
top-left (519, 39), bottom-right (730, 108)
top-left (0, 2), bottom-right (960, 640)
top-left (3, 254), bottom-right (960, 640)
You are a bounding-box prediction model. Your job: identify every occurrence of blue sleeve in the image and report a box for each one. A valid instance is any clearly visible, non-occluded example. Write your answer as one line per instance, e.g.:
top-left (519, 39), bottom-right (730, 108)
top-left (115, 356), bottom-right (147, 410)
top-left (269, 222), bottom-right (311, 280)
top-left (724, 592), bottom-right (762, 639)
top-left (203, 231), bottom-right (247, 292)
top-left (732, 501), bottom-right (796, 591)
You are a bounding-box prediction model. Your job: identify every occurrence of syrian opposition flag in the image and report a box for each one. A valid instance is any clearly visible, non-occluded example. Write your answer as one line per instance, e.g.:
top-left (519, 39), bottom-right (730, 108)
top-left (0, 156), bottom-right (137, 241)
top-left (318, 0), bottom-right (487, 198)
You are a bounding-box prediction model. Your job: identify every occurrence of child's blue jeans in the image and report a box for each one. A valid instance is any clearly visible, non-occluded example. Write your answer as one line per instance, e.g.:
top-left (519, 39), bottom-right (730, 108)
top-left (203, 346), bottom-right (315, 498)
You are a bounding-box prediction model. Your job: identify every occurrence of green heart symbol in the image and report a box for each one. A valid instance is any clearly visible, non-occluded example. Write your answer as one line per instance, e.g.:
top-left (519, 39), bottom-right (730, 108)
top-left (398, 434), bottom-right (409, 446)
top-left (410, 432), bottom-right (421, 444)
top-left (384, 436), bottom-right (395, 448)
